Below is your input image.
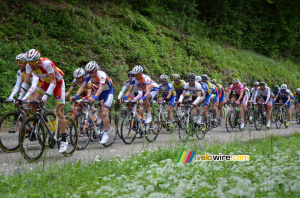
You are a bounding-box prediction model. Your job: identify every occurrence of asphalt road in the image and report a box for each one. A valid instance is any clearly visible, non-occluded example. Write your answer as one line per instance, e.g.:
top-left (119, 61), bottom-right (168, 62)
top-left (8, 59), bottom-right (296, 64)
top-left (0, 120), bottom-right (299, 175)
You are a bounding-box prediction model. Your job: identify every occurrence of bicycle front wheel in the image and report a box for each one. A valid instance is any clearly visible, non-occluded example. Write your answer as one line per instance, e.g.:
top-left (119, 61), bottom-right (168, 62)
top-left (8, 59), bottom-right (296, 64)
top-left (0, 112), bottom-right (24, 153)
top-left (74, 113), bottom-right (91, 151)
top-left (103, 114), bottom-right (117, 147)
top-left (145, 113), bottom-right (160, 142)
top-left (120, 114), bottom-right (137, 144)
top-left (179, 114), bottom-right (190, 142)
top-left (19, 116), bottom-right (46, 163)
top-left (225, 110), bottom-right (235, 132)
top-left (254, 110), bottom-right (263, 130)
top-left (196, 114), bottom-right (206, 140)
top-left (62, 117), bottom-right (78, 156)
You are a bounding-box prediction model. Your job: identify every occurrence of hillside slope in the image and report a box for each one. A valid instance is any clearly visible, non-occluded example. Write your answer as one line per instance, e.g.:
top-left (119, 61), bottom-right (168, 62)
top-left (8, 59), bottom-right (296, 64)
top-left (0, 0), bottom-right (299, 99)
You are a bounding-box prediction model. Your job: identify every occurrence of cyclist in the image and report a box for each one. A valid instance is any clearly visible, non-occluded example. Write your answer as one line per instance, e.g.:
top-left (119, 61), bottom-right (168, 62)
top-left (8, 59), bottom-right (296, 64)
top-left (116, 71), bottom-right (139, 102)
top-left (171, 74), bottom-right (190, 104)
top-left (195, 75), bottom-right (210, 128)
top-left (124, 65), bottom-right (158, 124)
top-left (273, 84), bottom-right (291, 126)
top-left (211, 79), bottom-right (225, 124)
top-left (272, 85), bottom-right (280, 98)
top-left (253, 82), bottom-right (272, 128)
top-left (202, 74), bottom-right (219, 128)
top-left (66, 68), bottom-right (95, 99)
top-left (73, 61), bottom-right (114, 144)
top-left (225, 79), bottom-right (246, 129)
top-left (294, 88), bottom-right (300, 115)
top-left (22, 49), bottom-right (68, 153)
top-left (7, 53), bottom-right (41, 102)
top-left (157, 74), bottom-right (176, 129)
top-left (178, 73), bottom-right (204, 124)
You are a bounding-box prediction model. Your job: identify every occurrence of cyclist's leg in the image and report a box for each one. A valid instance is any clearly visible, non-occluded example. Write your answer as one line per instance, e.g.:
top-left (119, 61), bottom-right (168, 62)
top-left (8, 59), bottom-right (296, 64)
top-left (54, 80), bottom-right (66, 135)
top-left (168, 96), bottom-right (175, 122)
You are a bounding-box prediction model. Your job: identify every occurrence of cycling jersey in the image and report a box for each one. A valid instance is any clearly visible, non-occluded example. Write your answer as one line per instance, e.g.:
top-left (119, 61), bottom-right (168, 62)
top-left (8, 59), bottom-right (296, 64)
top-left (84, 71), bottom-right (113, 92)
top-left (71, 77), bottom-right (96, 95)
top-left (184, 82), bottom-right (204, 96)
top-left (26, 58), bottom-right (64, 83)
top-left (277, 89), bottom-right (291, 101)
top-left (229, 83), bottom-right (244, 95)
top-left (158, 82), bottom-right (176, 97)
top-left (253, 86), bottom-right (272, 106)
top-left (173, 80), bottom-right (186, 95)
top-left (117, 78), bottom-right (139, 100)
top-left (130, 74), bottom-right (158, 91)
top-left (201, 82), bottom-right (211, 106)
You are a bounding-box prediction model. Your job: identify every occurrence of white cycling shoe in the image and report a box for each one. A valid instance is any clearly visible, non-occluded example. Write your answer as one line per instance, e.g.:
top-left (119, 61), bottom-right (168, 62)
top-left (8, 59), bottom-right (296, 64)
top-left (59, 141), bottom-right (68, 153)
top-left (100, 133), bottom-right (109, 144)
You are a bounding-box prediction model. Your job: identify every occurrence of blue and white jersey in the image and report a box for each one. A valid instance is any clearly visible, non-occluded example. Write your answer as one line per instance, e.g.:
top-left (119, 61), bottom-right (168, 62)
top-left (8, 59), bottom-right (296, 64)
top-left (158, 82), bottom-right (176, 97)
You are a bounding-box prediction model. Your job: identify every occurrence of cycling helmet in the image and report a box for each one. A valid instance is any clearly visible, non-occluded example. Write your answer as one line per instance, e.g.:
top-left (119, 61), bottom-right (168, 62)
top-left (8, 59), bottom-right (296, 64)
top-left (160, 74), bottom-right (168, 81)
top-left (232, 79), bottom-right (240, 83)
top-left (201, 74), bottom-right (209, 81)
top-left (132, 65), bottom-right (143, 74)
top-left (73, 68), bottom-right (85, 78)
top-left (259, 81), bottom-right (266, 86)
top-left (128, 71), bottom-right (134, 77)
top-left (296, 88), bottom-right (300, 92)
top-left (85, 61), bottom-right (99, 71)
top-left (16, 53), bottom-right (27, 61)
top-left (211, 79), bottom-right (217, 85)
top-left (26, 49), bottom-right (40, 61)
top-left (254, 82), bottom-right (259, 86)
top-left (195, 76), bottom-right (202, 82)
top-left (280, 84), bottom-right (287, 90)
top-left (274, 85), bottom-right (279, 89)
top-left (171, 74), bottom-right (181, 80)
top-left (242, 82), bottom-right (247, 87)
top-left (186, 73), bottom-right (196, 80)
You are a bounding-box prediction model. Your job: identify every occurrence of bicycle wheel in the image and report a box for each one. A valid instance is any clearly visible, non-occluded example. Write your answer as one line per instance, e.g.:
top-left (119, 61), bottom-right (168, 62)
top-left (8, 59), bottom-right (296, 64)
top-left (64, 110), bottom-right (76, 119)
top-left (103, 114), bottom-right (117, 147)
top-left (115, 110), bottom-right (128, 139)
top-left (120, 113), bottom-right (137, 144)
top-left (0, 112), bottom-right (24, 153)
top-left (74, 113), bottom-right (91, 150)
top-left (254, 110), bottom-right (263, 130)
top-left (179, 114), bottom-right (190, 142)
top-left (62, 116), bottom-right (78, 156)
top-left (282, 111), bottom-right (288, 128)
top-left (248, 108), bottom-right (254, 124)
top-left (46, 112), bottom-right (57, 149)
top-left (196, 114), bottom-right (206, 140)
top-left (225, 110), bottom-right (235, 132)
top-left (275, 110), bottom-right (282, 129)
top-left (19, 116), bottom-right (46, 163)
top-left (145, 113), bottom-right (160, 142)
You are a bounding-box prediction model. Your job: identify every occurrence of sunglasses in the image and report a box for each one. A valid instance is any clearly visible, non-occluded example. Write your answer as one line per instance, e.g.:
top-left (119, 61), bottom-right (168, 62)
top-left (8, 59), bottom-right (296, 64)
top-left (17, 61), bottom-right (26, 64)
top-left (134, 73), bottom-right (141, 77)
top-left (27, 61), bottom-right (39, 66)
top-left (187, 79), bottom-right (194, 82)
top-left (87, 70), bottom-right (96, 74)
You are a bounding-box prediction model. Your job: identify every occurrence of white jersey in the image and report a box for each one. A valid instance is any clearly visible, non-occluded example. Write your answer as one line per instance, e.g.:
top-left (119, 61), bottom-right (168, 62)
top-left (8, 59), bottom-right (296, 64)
top-left (183, 82), bottom-right (204, 96)
top-left (117, 78), bottom-right (139, 99)
top-left (254, 86), bottom-right (271, 103)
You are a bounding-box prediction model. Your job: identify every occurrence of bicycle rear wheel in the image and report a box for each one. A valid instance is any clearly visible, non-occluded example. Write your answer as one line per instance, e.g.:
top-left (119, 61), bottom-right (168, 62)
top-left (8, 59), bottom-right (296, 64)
top-left (179, 114), bottom-right (190, 142)
top-left (74, 113), bottom-right (91, 150)
top-left (0, 112), bottom-right (23, 153)
top-left (19, 116), bottom-right (46, 163)
top-left (225, 110), bottom-right (235, 132)
top-left (62, 116), bottom-right (78, 156)
top-left (145, 113), bottom-right (160, 142)
top-left (120, 114), bottom-right (137, 144)
top-left (196, 114), bottom-right (206, 140)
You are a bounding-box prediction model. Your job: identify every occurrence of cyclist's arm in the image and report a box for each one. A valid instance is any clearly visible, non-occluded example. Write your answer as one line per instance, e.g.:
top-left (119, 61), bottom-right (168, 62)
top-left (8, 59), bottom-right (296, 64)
top-left (133, 90), bottom-right (143, 101)
top-left (144, 84), bottom-right (151, 98)
top-left (237, 89), bottom-right (244, 102)
top-left (225, 89), bottom-right (232, 101)
top-left (22, 73), bottom-right (39, 100)
top-left (8, 72), bottom-right (22, 100)
top-left (253, 90), bottom-right (258, 104)
top-left (178, 90), bottom-right (186, 103)
top-left (166, 90), bottom-right (172, 100)
top-left (193, 90), bottom-right (204, 105)
top-left (94, 84), bottom-right (104, 98)
top-left (19, 72), bottom-right (32, 100)
top-left (41, 73), bottom-right (56, 102)
top-left (65, 86), bottom-right (74, 98)
top-left (125, 85), bottom-right (133, 97)
top-left (118, 84), bottom-right (128, 100)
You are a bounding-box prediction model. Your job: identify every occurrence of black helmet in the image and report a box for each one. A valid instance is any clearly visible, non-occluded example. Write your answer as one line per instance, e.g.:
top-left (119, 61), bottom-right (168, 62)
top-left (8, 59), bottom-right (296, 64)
top-left (201, 74), bottom-right (209, 81)
top-left (128, 71), bottom-right (134, 77)
top-left (186, 73), bottom-right (196, 80)
top-left (259, 81), bottom-right (266, 86)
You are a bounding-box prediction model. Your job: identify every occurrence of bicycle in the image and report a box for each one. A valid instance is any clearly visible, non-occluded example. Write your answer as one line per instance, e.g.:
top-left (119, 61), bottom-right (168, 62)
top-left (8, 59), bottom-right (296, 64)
top-left (156, 100), bottom-right (179, 133)
top-left (273, 103), bottom-right (289, 129)
top-left (19, 100), bottom-right (78, 163)
top-left (120, 101), bottom-right (159, 144)
top-left (178, 102), bottom-right (206, 142)
top-left (225, 102), bottom-right (247, 132)
top-left (73, 99), bottom-right (117, 150)
top-left (253, 103), bottom-right (269, 130)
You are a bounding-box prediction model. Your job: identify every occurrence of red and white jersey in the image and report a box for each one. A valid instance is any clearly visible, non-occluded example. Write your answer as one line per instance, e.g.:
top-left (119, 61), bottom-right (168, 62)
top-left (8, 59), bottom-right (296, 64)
top-left (229, 83), bottom-right (244, 95)
top-left (26, 58), bottom-right (64, 83)
top-left (130, 74), bottom-right (158, 91)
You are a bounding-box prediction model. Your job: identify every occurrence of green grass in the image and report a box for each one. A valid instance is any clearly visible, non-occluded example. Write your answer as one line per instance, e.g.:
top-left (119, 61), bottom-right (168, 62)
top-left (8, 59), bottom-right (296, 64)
top-left (0, 133), bottom-right (299, 197)
top-left (0, 0), bottom-right (300, 103)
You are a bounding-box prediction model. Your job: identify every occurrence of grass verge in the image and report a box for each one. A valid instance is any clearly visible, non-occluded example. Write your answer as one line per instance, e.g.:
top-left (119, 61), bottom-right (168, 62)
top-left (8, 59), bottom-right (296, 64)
top-left (0, 133), bottom-right (299, 197)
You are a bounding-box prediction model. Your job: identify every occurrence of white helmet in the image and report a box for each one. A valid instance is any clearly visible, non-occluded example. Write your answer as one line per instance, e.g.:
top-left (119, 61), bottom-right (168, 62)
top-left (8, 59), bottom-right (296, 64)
top-left (281, 84), bottom-right (287, 90)
top-left (26, 49), bottom-right (40, 61)
top-left (232, 79), bottom-right (240, 83)
top-left (16, 53), bottom-right (27, 61)
top-left (254, 82), bottom-right (259, 86)
top-left (196, 76), bottom-right (202, 82)
top-left (132, 65), bottom-right (143, 74)
top-left (296, 88), bottom-right (300, 92)
top-left (85, 61), bottom-right (99, 71)
top-left (160, 74), bottom-right (168, 81)
top-left (73, 68), bottom-right (85, 78)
